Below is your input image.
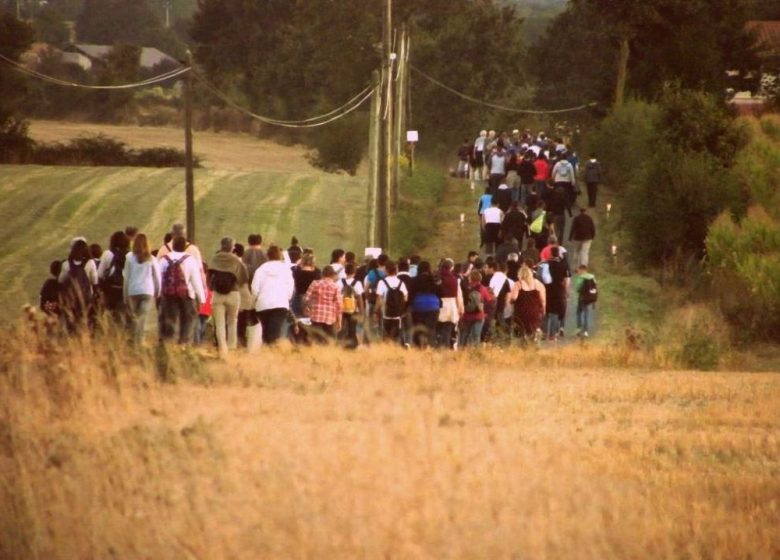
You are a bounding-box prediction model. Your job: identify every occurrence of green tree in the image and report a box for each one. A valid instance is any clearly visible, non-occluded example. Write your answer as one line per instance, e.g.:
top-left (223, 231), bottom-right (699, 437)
top-left (34, 5), bottom-right (70, 45)
top-left (0, 11), bottom-right (34, 162)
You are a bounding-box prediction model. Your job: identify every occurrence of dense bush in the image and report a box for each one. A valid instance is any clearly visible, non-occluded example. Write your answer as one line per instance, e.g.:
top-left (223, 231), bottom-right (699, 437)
top-left (309, 112), bottom-right (368, 176)
top-left (624, 147), bottom-right (740, 270)
top-left (2, 134), bottom-right (197, 168)
top-left (706, 207), bottom-right (780, 340)
top-left (583, 99), bottom-right (659, 192)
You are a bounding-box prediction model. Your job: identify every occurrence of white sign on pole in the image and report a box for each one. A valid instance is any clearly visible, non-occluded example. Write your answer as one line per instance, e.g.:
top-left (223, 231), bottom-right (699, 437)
top-left (364, 247), bottom-right (382, 259)
top-left (406, 130), bottom-right (419, 143)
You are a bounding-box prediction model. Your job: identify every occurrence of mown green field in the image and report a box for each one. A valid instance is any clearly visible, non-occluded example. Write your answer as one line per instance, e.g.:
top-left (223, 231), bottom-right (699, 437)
top-left (0, 165), bottom-right (366, 317)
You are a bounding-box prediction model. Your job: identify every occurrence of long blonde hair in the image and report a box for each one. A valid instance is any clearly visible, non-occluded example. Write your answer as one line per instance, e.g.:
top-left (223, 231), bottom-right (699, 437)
top-left (518, 263), bottom-right (534, 287)
top-left (133, 233), bottom-right (151, 263)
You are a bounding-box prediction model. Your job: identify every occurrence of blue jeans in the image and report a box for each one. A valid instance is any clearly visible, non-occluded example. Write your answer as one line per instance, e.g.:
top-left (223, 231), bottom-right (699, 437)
top-left (544, 313), bottom-right (560, 338)
top-left (459, 319), bottom-right (484, 347)
top-left (577, 302), bottom-right (593, 333)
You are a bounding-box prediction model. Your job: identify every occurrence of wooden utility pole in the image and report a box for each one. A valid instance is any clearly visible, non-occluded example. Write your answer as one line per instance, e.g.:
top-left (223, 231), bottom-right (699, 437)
top-left (184, 50), bottom-right (196, 243)
top-left (392, 22), bottom-right (407, 210)
top-left (378, 0), bottom-right (392, 251)
top-left (367, 71), bottom-right (381, 247)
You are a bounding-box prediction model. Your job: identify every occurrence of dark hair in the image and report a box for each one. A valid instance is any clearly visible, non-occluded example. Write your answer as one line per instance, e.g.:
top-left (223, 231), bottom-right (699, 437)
top-left (267, 245), bottom-right (282, 261)
top-left (551, 246), bottom-right (560, 258)
top-left (377, 254), bottom-right (389, 266)
top-left (410, 255), bottom-right (421, 265)
top-left (331, 249), bottom-right (345, 263)
top-left (417, 261), bottom-right (431, 275)
top-left (368, 258), bottom-right (378, 271)
top-left (233, 243), bottom-right (245, 258)
top-left (289, 236), bottom-right (300, 248)
top-left (345, 251), bottom-right (356, 264)
top-left (484, 256), bottom-right (496, 269)
top-left (385, 260), bottom-right (397, 275)
top-left (50, 260), bottom-right (62, 277)
top-left (172, 235), bottom-right (187, 252)
top-left (248, 234), bottom-right (262, 246)
top-left (345, 262), bottom-right (356, 275)
top-left (468, 251), bottom-right (479, 260)
top-left (109, 230), bottom-right (129, 254)
top-left (124, 226), bottom-right (138, 238)
top-left (69, 240), bottom-right (90, 262)
top-left (288, 246), bottom-right (302, 263)
top-left (89, 243), bottom-right (102, 260)
top-left (398, 258), bottom-right (410, 272)
top-left (164, 232), bottom-right (173, 244)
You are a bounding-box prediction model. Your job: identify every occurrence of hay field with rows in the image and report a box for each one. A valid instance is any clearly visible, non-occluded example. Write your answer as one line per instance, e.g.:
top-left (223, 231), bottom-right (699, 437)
top-left (0, 121), bottom-right (367, 317)
top-left (1, 330), bottom-right (778, 559)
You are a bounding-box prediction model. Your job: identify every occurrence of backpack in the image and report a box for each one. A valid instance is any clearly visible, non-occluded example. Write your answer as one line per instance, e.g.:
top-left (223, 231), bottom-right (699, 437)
top-left (529, 211), bottom-right (546, 234)
top-left (162, 255), bottom-right (190, 299)
top-left (341, 278), bottom-right (358, 315)
top-left (381, 278), bottom-right (405, 318)
top-left (580, 277), bottom-right (598, 304)
top-left (63, 259), bottom-right (93, 309)
top-left (104, 252), bottom-right (125, 291)
top-left (465, 286), bottom-right (484, 314)
top-left (209, 269), bottom-right (237, 295)
top-left (557, 161), bottom-right (572, 180)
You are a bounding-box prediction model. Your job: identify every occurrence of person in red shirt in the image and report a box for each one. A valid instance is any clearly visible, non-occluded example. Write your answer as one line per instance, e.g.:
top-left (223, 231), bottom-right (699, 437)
top-left (533, 153), bottom-right (550, 194)
top-left (459, 270), bottom-right (494, 348)
top-left (304, 265), bottom-right (343, 341)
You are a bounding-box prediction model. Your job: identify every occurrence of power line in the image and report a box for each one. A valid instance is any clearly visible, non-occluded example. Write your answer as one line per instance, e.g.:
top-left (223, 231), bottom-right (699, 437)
top-left (0, 53), bottom-right (189, 89)
top-left (410, 65), bottom-right (598, 115)
top-left (194, 73), bottom-right (376, 128)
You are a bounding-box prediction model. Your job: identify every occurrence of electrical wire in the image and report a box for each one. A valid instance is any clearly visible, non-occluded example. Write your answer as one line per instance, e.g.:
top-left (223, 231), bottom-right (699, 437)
top-left (0, 53), bottom-right (189, 89)
top-left (410, 64), bottom-right (597, 115)
top-left (194, 73), bottom-right (376, 128)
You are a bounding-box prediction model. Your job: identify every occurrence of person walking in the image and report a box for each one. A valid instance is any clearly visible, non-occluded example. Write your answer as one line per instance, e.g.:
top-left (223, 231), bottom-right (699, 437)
top-left (507, 260), bottom-right (546, 344)
top-left (122, 233), bottom-right (161, 345)
top-left (159, 236), bottom-right (206, 345)
top-left (573, 264), bottom-right (598, 338)
top-left (59, 238), bottom-right (99, 331)
top-left (583, 154), bottom-right (603, 208)
top-left (518, 151), bottom-right (537, 207)
top-left (304, 265), bottom-right (343, 342)
top-left (338, 263), bottom-right (364, 348)
top-left (252, 245), bottom-right (295, 344)
top-left (481, 199), bottom-right (504, 256)
top-left (208, 237), bottom-right (250, 356)
top-left (487, 141), bottom-right (508, 195)
top-left (408, 261), bottom-right (440, 348)
top-left (459, 270), bottom-right (492, 347)
top-left (569, 207), bottom-right (596, 268)
top-left (375, 261), bottom-right (408, 344)
top-left (97, 230), bottom-right (130, 318)
top-left (552, 154), bottom-right (577, 209)
top-left (436, 259), bottom-right (464, 349)
top-left (543, 246), bottom-right (570, 341)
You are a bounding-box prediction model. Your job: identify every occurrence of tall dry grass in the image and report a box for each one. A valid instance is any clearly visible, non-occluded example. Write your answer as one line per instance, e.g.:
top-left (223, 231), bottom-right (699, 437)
top-left (1, 317), bottom-right (779, 559)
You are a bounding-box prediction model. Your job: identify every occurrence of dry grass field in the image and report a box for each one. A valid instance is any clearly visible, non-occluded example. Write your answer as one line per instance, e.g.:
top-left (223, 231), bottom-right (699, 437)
top-left (1, 327), bottom-right (778, 559)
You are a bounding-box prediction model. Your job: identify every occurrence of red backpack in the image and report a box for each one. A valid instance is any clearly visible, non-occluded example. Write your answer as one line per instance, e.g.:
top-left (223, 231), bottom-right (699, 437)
top-left (162, 255), bottom-right (190, 299)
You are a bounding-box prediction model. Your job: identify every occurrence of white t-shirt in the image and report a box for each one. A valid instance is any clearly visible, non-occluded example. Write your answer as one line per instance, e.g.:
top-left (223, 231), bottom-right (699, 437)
top-left (340, 277), bottom-right (364, 297)
top-left (376, 276), bottom-right (408, 318)
top-left (483, 206), bottom-right (503, 224)
top-left (489, 271), bottom-right (509, 298)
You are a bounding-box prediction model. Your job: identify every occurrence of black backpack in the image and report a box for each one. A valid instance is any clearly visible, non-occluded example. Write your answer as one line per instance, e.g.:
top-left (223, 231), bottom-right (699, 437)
top-left (580, 277), bottom-right (598, 304)
top-left (104, 252), bottom-right (125, 291)
top-left (465, 285), bottom-right (484, 313)
top-left (209, 269), bottom-right (237, 295)
top-left (381, 278), bottom-right (405, 318)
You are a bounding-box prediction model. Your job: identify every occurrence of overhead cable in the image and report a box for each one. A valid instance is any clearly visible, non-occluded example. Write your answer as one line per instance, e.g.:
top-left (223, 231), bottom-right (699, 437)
top-left (194, 73), bottom-right (376, 128)
top-left (0, 53), bottom-right (189, 89)
top-left (410, 64), bottom-right (597, 115)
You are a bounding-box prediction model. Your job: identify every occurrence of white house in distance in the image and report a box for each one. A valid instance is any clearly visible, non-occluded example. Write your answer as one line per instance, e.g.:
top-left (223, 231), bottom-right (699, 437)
top-left (61, 44), bottom-right (179, 72)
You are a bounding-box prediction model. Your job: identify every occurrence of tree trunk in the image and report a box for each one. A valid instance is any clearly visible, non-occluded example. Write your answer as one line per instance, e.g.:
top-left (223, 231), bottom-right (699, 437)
top-left (615, 36), bottom-right (630, 108)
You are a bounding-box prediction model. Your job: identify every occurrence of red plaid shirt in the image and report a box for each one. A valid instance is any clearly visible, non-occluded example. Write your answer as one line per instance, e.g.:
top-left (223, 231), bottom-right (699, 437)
top-left (304, 278), bottom-right (342, 325)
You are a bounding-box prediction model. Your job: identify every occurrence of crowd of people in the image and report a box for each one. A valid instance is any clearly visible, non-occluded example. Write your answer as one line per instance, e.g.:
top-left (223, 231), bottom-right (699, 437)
top-left (36, 128), bottom-right (602, 354)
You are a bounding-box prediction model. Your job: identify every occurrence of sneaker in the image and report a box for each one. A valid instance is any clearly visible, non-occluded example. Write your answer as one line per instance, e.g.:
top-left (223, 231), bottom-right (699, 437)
top-left (558, 328), bottom-right (565, 338)
top-left (582, 331), bottom-right (589, 338)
